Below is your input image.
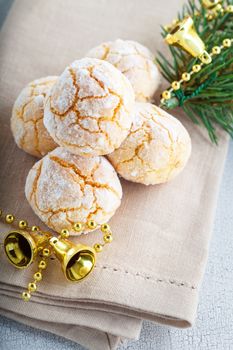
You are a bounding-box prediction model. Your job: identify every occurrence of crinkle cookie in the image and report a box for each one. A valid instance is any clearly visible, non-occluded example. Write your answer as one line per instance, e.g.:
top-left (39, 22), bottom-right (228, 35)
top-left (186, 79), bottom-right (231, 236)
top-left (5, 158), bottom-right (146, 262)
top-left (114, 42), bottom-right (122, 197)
top-left (108, 103), bottom-right (191, 185)
top-left (44, 58), bottom-right (135, 157)
top-left (11, 76), bottom-right (58, 157)
top-left (86, 39), bottom-right (160, 102)
top-left (25, 147), bottom-right (122, 235)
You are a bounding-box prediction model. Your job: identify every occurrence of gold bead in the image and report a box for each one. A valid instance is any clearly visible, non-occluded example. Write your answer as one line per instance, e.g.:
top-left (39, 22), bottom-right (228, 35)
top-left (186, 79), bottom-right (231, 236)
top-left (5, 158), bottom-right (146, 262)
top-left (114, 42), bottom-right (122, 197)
top-left (94, 243), bottom-right (103, 253)
top-left (18, 220), bottom-right (28, 229)
top-left (223, 39), bottom-right (231, 48)
top-left (5, 214), bottom-right (14, 224)
top-left (87, 220), bottom-right (97, 230)
top-left (212, 46), bottom-right (221, 55)
top-left (42, 248), bottom-right (50, 257)
top-left (182, 73), bottom-right (191, 82)
top-left (38, 260), bottom-right (47, 269)
top-left (31, 226), bottom-right (39, 232)
top-left (171, 81), bottom-right (181, 91)
top-left (73, 222), bottom-right (83, 232)
top-left (226, 5), bottom-right (233, 13)
top-left (28, 282), bottom-right (37, 292)
top-left (60, 229), bottom-right (69, 238)
top-left (101, 223), bottom-right (110, 233)
top-left (22, 291), bottom-right (31, 301)
top-left (103, 234), bottom-right (113, 243)
top-left (192, 64), bottom-right (201, 73)
top-left (206, 13), bottom-right (213, 21)
top-left (162, 90), bottom-right (171, 100)
top-left (34, 272), bottom-right (42, 281)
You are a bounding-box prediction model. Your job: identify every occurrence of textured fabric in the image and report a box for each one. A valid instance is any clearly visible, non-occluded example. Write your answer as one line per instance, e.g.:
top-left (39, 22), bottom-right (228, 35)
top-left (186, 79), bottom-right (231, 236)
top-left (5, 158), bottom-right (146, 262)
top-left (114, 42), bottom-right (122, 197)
top-left (0, 0), bottom-right (229, 349)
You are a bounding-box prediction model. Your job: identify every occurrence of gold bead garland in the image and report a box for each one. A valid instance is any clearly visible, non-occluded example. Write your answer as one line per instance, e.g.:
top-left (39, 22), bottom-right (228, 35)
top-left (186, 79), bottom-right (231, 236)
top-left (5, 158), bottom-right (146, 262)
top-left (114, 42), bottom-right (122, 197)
top-left (1, 208), bottom-right (114, 301)
top-left (164, 1), bottom-right (233, 31)
top-left (160, 38), bottom-right (233, 105)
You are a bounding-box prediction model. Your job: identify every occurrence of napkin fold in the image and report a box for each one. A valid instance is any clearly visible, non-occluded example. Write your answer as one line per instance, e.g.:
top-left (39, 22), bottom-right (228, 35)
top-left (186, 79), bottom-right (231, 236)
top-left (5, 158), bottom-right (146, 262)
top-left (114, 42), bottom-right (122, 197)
top-left (0, 0), bottom-right (229, 349)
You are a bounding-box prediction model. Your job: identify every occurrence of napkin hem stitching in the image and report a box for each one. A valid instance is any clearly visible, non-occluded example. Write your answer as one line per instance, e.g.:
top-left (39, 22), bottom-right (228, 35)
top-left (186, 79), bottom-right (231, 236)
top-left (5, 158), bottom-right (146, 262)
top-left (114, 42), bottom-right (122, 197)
top-left (96, 265), bottom-right (197, 290)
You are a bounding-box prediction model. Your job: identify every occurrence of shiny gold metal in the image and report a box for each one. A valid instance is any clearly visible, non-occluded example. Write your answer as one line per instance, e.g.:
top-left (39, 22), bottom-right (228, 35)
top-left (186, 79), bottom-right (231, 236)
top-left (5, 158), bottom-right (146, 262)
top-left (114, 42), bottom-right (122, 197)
top-left (165, 16), bottom-right (212, 64)
top-left (18, 220), bottom-right (28, 229)
top-left (28, 282), bottom-right (37, 292)
top-left (192, 64), bottom-right (202, 73)
top-left (4, 230), bottom-right (51, 269)
top-left (101, 223), bottom-right (110, 233)
top-left (22, 291), bottom-right (31, 301)
top-left (73, 222), bottom-right (83, 232)
top-left (94, 243), bottom-right (103, 253)
top-left (60, 229), bottom-right (70, 238)
top-left (162, 90), bottom-right (171, 100)
top-left (103, 234), bottom-right (113, 243)
top-left (5, 214), bottom-right (14, 224)
top-left (212, 46), bottom-right (221, 55)
top-left (171, 81), bottom-right (181, 90)
top-left (87, 220), bottom-right (97, 230)
top-left (38, 260), bottom-right (47, 269)
top-left (34, 272), bottom-right (42, 281)
top-left (223, 39), bottom-right (231, 48)
top-left (49, 237), bottom-right (96, 282)
top-left (202, 0), bottom-right (222, 9)
top-left (182, 72), bottom-right (191, 82)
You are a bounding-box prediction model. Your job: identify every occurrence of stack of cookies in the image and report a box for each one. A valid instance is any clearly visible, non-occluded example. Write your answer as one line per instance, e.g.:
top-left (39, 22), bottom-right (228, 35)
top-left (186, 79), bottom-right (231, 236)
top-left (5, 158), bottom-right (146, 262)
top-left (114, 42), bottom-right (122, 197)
top-left (11, 39), bottom-right (191, 235)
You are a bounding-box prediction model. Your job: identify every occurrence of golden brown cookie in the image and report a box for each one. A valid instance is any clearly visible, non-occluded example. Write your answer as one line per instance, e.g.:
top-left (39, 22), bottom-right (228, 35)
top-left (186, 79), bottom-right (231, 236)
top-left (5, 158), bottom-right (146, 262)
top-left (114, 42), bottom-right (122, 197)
top-left (44, 58), bottom-right (135, 157)
top-left (86, 39), bottom-right (161, 102)
top-left (108, 103), bottom-right (191, 185)
top-left (25, 147), bottom-right (122, 235)
top-left (11, 76), bottom-right (58, 157)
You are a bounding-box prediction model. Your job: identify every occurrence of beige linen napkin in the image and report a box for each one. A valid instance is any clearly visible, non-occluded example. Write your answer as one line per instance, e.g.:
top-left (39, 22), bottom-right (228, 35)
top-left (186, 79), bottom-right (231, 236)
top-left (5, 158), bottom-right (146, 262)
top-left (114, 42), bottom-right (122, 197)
top-left (0, 0), bottom-right (229, 349)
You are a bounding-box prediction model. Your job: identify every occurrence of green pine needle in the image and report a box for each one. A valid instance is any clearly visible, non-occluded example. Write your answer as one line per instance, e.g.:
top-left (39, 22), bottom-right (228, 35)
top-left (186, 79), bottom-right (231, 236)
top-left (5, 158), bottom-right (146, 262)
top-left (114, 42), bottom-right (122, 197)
top-left (156, 0), bottom-right (233, 143)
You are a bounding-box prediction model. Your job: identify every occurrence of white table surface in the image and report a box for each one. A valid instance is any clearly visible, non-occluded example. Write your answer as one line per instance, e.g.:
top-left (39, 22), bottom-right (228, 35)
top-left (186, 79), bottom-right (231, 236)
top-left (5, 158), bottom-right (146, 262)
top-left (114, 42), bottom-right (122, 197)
top-left (0, 2), bottom-right (233, 349)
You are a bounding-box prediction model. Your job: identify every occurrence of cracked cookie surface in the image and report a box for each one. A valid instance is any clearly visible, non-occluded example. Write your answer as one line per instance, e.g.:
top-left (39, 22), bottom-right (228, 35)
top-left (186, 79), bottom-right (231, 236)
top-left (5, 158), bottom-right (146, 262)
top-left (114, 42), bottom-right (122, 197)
top-left (44, 58), bottom-right (135, 157)
top-left (86, 39), bottom-right (161, 102)
top-left (108, 103), bottom-right (191, 185)
top-left (25, 147), bottom-right (122, 235)
top-left (11, 76), bottom-right (58, 157)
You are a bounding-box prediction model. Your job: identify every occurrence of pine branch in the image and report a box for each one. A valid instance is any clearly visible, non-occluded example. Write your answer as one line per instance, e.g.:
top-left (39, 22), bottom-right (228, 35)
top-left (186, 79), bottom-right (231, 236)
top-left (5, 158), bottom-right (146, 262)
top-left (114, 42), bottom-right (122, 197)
top-left (156, 0), bottom-right (233, 143)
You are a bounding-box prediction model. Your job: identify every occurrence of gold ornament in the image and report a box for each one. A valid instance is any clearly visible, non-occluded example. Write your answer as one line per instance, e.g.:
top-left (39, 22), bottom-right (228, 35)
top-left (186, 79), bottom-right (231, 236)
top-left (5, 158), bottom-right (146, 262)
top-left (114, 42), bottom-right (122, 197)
top-left (4, 230), bottom-right (50, 269)
top-left (1, 209), bottom-right (113, 301)
top-left (94, 243), bottom-right (103, 253)
top-left (182, 72), bottom-right (191, 82)
top-left (192, 64), bottom-right (201, 73)
top-left (22, 291), bottom-right (31, 301)
top-left (73, 222), bottom-right (83, 232)
top-left (49, 236), bottom-right (96, 282)
top-left (5, 214), bottom-right (14, 224)
top-left (171, 81), bottom-right (181, 90)
top-left (212, 46), bottom-right (221, 55)
top-left (165, 16), bottom-right (212, 64)
top-left (162, 90), bottom-right (171, 100)
top-left (202, 0), bottom-right (222, 9)
top-left (18, 220), bottom-right (28, 229)
top-left (87, 220), bottom-right (97, 230)
top-left (223, 39), bottom-right (231, 48)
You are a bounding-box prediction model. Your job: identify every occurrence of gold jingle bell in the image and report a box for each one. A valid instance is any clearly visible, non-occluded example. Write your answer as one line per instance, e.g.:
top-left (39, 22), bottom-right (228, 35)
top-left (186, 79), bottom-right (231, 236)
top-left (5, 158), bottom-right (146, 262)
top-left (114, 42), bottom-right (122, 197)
top-left (202, 0), bottom-right (222, 10)
top-left (4, 230), bottom-right (51, 269)
top-left (165, 16), bottom-right (212, 64)
top-left (49, 237), bottom-right (96, 282)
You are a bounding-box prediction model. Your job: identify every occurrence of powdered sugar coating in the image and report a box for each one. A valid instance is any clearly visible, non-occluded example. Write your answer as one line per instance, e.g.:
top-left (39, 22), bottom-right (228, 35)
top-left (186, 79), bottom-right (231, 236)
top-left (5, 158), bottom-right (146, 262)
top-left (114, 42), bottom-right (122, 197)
top-left (44, 58), bottom-right (135, 157)
top-left (25, 147), bottom-right (122, 235)
top-left (11, 76), bottom-right (58, 157)
top-left (86, 39), bottom-right (161, 102)
top-left (108, 103), bottom-right (191, 185)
